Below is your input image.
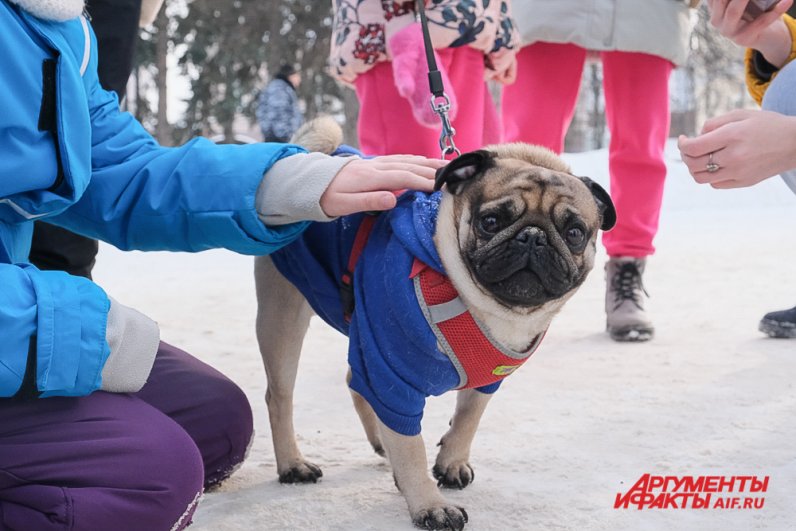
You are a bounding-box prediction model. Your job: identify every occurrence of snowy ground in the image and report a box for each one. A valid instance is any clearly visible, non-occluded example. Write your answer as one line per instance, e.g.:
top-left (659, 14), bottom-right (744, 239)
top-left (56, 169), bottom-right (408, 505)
top-left (93, 141), bottom-right (796, 531)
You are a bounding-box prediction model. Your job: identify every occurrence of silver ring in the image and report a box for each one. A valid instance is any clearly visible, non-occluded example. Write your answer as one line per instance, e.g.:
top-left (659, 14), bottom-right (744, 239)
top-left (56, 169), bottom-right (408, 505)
top-left (706, 152), bottom-right (720, 173)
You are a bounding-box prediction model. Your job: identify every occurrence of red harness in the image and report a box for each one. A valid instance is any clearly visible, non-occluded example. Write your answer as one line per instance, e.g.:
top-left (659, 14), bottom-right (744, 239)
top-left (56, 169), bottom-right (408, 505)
top-left (341, 216), bottom-right (544, 390)
top-left (409, 259), bottom-right (544, 389)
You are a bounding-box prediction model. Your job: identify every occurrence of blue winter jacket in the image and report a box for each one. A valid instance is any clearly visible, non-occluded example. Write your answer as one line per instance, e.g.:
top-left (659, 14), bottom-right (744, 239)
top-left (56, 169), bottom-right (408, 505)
top-left (0, 2), bottom-right (309, 398)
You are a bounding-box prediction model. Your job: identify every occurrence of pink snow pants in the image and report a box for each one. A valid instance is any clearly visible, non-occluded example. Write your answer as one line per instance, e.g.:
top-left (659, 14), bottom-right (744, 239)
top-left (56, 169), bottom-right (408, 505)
top-left (354, 46), bottom-right (492, 158)
top-left (502, 43), bottom-right (674, 257)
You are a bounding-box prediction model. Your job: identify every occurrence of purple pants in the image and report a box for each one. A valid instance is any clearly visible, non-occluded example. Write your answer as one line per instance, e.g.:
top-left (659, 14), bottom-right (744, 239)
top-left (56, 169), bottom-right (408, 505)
top-left (0, 342), bottom-right (253, 531)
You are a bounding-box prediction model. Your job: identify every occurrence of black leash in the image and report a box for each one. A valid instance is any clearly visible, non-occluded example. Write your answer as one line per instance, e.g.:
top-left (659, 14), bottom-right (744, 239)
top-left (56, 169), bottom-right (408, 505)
top-left (415, 0), bottom-right (459, 159)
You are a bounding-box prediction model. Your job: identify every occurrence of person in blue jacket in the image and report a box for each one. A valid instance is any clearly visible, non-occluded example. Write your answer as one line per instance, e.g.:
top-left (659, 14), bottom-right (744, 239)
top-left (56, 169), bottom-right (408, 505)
top-left (29, 0), bottom-right (147, 281)
top-left (0, 1), bottom-right (443, 530)
top-left (257, 63), bottom-right (304, 143)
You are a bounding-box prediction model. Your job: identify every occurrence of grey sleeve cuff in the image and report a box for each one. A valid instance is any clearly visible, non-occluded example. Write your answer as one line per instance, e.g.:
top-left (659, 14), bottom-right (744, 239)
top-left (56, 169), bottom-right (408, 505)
top-left (101, 297), bottom-right (161, 393)
top-left (256, 152), bottom-right (357, 226)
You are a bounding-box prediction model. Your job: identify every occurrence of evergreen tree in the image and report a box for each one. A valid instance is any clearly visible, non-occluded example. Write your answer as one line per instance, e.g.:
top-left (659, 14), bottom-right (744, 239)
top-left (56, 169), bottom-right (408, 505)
top-left (137, 0), bottom-right (353, 144)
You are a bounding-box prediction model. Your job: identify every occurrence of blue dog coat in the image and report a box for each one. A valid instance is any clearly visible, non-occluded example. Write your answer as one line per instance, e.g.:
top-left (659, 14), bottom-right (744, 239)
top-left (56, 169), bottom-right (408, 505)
top-left (271, 191), bottom-right (506, 436)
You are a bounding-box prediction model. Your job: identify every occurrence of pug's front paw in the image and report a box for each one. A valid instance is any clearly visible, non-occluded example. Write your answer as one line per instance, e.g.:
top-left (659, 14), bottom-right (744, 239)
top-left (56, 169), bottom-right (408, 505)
top-left (412, 504), bottom-right (469, 531)
top-left (278, 460), bottom-right (323, 484)
top-left (432, 462), bottom-right (475, 490)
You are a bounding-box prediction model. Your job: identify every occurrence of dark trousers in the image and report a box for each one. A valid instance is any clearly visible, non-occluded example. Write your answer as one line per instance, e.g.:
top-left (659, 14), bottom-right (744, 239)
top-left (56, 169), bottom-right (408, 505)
top-left (29, 0), bottom-right (143, 277)
top-left (29, 224), bottom-right (99, 278)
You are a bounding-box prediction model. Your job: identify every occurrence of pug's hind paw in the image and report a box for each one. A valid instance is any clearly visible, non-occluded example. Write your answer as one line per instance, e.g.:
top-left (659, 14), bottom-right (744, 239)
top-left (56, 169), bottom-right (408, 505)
top-left (412, 505), bottom-right (469, 531)
top-left (372, 442), bottom-right (386, 457)
top-left (278, 461), bottom-right (323, 484)
top-left (432, 462), bottom-right (475, 490)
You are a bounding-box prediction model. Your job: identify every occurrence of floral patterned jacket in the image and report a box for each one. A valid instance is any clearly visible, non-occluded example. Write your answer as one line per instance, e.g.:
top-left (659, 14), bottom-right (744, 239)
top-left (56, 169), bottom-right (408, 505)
top-left (330, 0), bottom-right (519, 84)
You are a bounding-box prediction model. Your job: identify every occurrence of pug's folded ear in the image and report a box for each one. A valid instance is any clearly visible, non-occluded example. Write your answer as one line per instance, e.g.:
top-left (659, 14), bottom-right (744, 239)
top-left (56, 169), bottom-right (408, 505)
top-left (579, 176), bottom-right (616, 231)
top-left (434, 150), bottom-right (495, 194)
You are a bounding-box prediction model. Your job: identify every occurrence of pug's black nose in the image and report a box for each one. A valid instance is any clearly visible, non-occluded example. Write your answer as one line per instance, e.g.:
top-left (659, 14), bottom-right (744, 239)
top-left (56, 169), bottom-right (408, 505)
top-left (515, 227), bottom-right (547, 247)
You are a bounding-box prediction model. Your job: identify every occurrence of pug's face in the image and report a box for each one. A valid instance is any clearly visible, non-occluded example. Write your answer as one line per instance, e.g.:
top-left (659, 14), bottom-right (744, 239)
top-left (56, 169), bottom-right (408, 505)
top-left (435, 145), bottom-right (616, 309)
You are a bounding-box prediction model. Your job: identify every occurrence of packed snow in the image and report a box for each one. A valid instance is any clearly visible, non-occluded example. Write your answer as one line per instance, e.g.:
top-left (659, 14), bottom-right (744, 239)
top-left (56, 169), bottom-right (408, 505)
top-left (93, 141), bottom-right (796, 530)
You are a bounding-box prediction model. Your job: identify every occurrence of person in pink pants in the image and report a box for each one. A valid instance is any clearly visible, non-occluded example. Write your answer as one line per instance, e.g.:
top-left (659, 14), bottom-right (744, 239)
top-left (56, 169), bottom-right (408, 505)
top-left (503, 1), bottom-right (697, 342)
top-left (330, 0), bottom-right (519, 158)
top-left (505, 44), bottom-right (673, 259)
top-left (354, 46), bottom-right (491, 157)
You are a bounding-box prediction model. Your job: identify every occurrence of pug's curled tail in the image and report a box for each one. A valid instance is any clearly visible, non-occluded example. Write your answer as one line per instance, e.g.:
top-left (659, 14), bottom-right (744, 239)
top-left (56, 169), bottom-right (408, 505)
top-left (290, 116), bottom-right (343, 155)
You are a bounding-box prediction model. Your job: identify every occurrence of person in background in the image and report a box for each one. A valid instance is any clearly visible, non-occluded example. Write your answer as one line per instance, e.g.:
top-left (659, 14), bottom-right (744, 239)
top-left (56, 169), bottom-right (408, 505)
top-left (329, 0), bottom-right (519, 158)
top-left (679, 0), bottom-right (796, 338)
top-left (0, 1), bottom-right (445, 529)
top-left (257, 63), bottom-right (304, 143)
top-left (503, 0), bottom-right (698, 342)
top-left (28, 0), bottom-right (161, 280)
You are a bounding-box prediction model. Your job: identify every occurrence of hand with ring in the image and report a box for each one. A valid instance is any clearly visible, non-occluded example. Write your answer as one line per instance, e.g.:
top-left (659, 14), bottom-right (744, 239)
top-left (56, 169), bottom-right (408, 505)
top-left (706, 152), bottom-right (721, 173)
top-left (678, 109), bottom-right (796, 188)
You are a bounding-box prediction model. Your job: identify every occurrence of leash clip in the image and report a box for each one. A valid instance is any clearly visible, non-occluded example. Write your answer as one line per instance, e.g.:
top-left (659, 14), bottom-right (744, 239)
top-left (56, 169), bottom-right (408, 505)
top-left (430, 93), bottom-right (460, 160)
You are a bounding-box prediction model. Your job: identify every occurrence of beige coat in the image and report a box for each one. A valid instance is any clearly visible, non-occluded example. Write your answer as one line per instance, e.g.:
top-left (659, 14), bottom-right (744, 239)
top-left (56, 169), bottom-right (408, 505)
top-left (512, 0), bottom-right (696, 66)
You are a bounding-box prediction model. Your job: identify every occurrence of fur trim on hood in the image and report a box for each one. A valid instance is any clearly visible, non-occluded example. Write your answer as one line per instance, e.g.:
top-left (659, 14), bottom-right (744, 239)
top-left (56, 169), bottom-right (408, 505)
top-left (8, 0), bottom-right (85, 21)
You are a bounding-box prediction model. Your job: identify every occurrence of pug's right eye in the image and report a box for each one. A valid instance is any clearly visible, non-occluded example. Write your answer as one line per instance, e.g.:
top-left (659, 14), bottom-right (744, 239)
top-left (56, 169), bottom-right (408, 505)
top-left (479, 214), bottom-right (501, 234)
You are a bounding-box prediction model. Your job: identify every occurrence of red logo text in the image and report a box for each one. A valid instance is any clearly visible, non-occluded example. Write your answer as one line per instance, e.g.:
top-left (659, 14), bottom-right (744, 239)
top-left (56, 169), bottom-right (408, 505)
top-left (614, 474), bottom-right (768, 510)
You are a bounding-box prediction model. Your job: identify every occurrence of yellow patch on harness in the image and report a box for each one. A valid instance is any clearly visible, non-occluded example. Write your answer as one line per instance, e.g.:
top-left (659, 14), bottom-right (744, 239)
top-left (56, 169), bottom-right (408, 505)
top-left (492, 365), bottom-right (520, 377)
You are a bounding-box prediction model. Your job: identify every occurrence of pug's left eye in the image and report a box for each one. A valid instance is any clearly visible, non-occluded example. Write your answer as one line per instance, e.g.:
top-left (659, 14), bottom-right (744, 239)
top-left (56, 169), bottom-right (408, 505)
top-left (479, 214), bottom-right (501, 234)
top-left (566, 227), bottom-right (585, 246)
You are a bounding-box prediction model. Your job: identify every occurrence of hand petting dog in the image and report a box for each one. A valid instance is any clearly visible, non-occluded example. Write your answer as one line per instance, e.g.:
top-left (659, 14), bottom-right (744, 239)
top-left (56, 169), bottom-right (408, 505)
top-left (320, 155), bottom-right (446, 216)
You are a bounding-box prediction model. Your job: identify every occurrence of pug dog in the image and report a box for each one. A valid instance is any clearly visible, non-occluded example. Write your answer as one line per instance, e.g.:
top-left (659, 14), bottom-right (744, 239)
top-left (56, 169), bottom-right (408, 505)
top-left (254, 118), bottom-right (615, 530)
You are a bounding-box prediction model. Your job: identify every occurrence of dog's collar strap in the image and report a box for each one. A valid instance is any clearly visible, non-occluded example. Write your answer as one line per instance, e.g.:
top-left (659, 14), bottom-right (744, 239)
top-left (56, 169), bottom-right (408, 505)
top-left (411, 259), bottom-right (545, 390)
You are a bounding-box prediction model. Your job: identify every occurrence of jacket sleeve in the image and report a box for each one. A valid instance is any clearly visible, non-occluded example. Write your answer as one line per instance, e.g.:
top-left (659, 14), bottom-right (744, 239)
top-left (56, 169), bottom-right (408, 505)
top-left (0, 263), bottom-right (110, 398)
top-left (424, 0), bottom-right (499, 52)
top-left (49, 24), bottom-right (310, 255)
top-left (485, 0), bottom-right (520, 78)
top-left (745, 15), bottom-right (796, 105)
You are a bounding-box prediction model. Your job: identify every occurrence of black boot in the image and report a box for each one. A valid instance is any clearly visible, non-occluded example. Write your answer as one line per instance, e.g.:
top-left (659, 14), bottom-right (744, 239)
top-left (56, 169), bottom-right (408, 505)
top-left (759, 306), bottom-right (796, 338)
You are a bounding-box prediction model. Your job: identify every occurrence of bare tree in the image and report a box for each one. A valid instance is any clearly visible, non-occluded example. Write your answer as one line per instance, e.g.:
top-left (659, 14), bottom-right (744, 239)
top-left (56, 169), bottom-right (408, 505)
top-left (153, 9), bottom-right (171, 145)
top-left (134, 0), bottom-right (355, 145)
